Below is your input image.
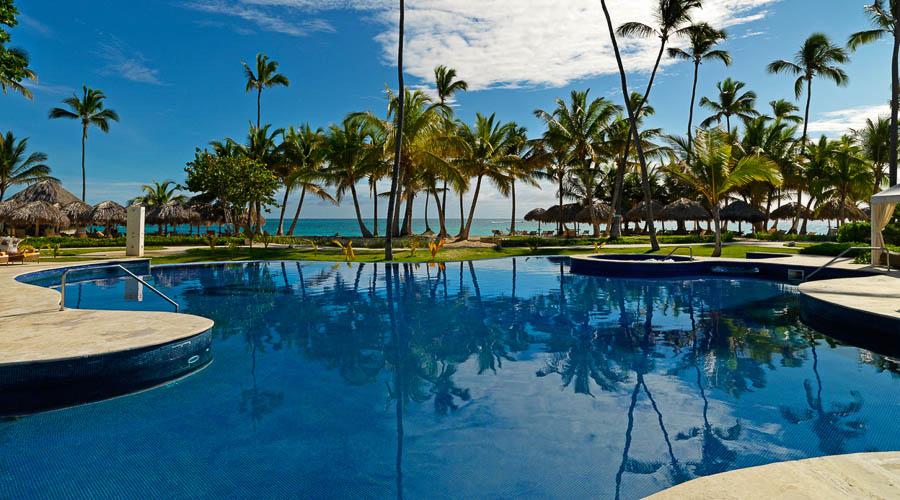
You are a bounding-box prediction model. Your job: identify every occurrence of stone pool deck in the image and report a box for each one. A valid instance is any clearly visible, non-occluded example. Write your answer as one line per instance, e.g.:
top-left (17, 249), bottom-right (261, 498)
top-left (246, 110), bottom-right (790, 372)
top-left (648, 451), bottom-right (900, 499)
top-left (0, 260), bottom-right (213, 366)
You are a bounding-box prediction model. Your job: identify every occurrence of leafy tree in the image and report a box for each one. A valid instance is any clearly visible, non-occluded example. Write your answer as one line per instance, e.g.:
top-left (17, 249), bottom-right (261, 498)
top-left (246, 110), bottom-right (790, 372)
top-left (699, 78), bottom-right (759, 134)
top-left (667, 22), bottom-right (731, 153)
top-left (852, 116), bottom-right (891, 192)
top-left (184, 151), bottom-right (278, 236)
top-left (280, 125), bottom-right (334, 236)
top-left (129, 180), bottom-right (187, 234)
top-left (48, 85), bottom-right (119, 201)
top-left (0, 131), bottom-right (50, 201)
top-left (325, 118), bottom-right (379, 238)
top-left (849, 0), bottom-right (900, 186)
top-left (0, 0), bottom-right (36, 99)
top-left (242, 53), bottom-right (289, 128)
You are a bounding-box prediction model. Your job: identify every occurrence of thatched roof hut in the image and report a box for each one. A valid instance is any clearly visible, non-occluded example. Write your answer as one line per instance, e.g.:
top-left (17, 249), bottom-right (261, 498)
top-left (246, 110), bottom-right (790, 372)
top-left (815, 199), bottom-right (867, 221)
top-left (9, 179), bottom-right (79, 206)
top-left (660, 198), bottom-right (709, 221)
top-left (62, 201), bottom-right (93, 225)
top-left (523, 208), bottom-right (547, 222)
top-left (625, 200), bottom-right (665, 221)
top-left (720, 200), bottom-right (765, 222)
top-left (574, 201), bottom-right (612, 223)
top-left (8, 201), bottom-right (70, 227)
top-left (147, 202), bottom-right (201, 225)
top-left (543, 203), bottom-right (582, 223)
top-left (90, 200), bottom-right (127, 225)
top-left (0, 200), bottom-right (20, 222)
top-left (769, 202), bottom-right (813, 220)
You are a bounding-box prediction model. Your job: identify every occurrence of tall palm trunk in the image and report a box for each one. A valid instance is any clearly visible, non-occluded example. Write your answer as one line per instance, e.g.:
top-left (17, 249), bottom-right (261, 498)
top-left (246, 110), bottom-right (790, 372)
top-left (435, 188), bottom-right (447, 238)
top-left (510, 180), bottom-right (517, 234)
top-left (600, 0), bottom-right (659, 251)
top-left (384, 0), bottom-right (405, 260)
top-left (686, 60), bottom-right (700, 155)
top-left (891, 35), bottom-right (899, 187)
top-left (438, 180), bottom-right (449, 237)
top-left (609, 156), bottom-right (627, 238)
top-left (558, 175), bottom-right (564, 235)
top-left (791, 78), bottom-right (813, 234)
top-left (711, 206), bottom-right (723, 257)
top-left (256, 87), bottom-right (262, 129)
top-left (401, 191), bottom-right (414, 236)
top-left (276, 186), bottom-right (290, 235)
top-left (460, 175), bottom-right (484, 240)
top-left (350, 183), bottom-right (373, 238)
top-left (81, 124), bottom-right (87, 202)
top-left (423, 190), bottom-right (432, 233)
top-left (456, 190), bottom-right (465, 238)
top-left (286, 187), bottom-right (306, 236)
top-left (372, 188), bottom-right (379, 237)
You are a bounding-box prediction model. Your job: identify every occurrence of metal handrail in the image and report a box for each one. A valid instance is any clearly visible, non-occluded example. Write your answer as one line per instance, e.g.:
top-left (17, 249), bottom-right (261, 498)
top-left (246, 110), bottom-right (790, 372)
top-left (804, 245), bottom-right (892, 282)
top-left (662, 246), bottom-right (694, 261)
top-left (59, 264), bottom-right (179, 312)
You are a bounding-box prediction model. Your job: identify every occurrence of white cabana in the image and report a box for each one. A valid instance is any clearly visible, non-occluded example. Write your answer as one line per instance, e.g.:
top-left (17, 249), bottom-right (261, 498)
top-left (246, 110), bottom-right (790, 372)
top-left (871, 184), bottom-right (900, 264)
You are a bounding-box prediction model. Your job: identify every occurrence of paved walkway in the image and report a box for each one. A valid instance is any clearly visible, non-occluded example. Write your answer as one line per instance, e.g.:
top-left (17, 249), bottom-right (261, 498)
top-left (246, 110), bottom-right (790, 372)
top-left (648, 452), bottom-right (900, 499)
top-left (0, 260), bottom-right (213, 366)
top-left (800, 274), bottom-right (900, 320)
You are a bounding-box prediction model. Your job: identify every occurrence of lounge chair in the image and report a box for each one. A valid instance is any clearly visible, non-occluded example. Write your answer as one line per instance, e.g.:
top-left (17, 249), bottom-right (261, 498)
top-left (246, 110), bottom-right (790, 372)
top-left (0, 252), bottom-right (7, 265)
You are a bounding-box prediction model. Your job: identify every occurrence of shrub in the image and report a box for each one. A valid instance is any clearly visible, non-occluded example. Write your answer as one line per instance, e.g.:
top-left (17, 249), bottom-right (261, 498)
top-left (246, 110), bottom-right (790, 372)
top-left (837, 222), bottom-right (870, 243)
top-left (799, 242), bottom-right (868, 257)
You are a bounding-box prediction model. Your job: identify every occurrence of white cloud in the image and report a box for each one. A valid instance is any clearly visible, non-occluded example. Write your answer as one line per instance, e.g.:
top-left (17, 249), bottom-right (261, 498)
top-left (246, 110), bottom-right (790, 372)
top-left (19, 14), bottom-right (53, 37)
top-left (806, 104), bottom-right (889, 136)
top-left (97, 36), bottom-right (165, 85)
top-left (182, 0), bottom-right (336, 36)
top-left (187, 0), bottom-right (777, 90)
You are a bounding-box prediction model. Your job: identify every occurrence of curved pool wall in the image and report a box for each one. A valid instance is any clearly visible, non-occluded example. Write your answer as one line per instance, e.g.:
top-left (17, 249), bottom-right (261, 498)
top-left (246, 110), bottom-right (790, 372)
top-left (2, 260), bottom-right (213, 416)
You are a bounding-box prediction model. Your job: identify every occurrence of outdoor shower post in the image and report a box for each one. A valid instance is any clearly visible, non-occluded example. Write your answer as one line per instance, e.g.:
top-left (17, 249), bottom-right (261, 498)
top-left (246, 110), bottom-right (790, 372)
top-left (126, 205), bottom-right (145, 257)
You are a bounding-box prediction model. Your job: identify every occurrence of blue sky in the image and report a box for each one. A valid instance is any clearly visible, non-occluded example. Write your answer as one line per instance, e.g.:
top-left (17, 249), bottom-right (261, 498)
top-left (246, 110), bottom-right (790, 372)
top-left (2, 0), bottom-right (893, 218)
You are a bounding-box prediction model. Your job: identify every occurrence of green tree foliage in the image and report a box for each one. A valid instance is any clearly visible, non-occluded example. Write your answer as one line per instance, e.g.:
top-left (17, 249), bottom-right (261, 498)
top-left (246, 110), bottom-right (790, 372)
top-left (0, 0), bottom-right (36, 99)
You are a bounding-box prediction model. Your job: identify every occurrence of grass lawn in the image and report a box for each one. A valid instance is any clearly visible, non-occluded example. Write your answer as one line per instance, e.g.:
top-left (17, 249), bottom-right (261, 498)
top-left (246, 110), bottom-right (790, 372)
top-left (147, 243), bottom-right (800, 265)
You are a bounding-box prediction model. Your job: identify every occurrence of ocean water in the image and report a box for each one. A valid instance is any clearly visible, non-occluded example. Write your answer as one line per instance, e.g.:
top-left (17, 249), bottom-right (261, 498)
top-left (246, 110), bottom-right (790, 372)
top-left (4, 258), bottom-right (898, 499)
top-left (142, 217), bottom-right (835, 238)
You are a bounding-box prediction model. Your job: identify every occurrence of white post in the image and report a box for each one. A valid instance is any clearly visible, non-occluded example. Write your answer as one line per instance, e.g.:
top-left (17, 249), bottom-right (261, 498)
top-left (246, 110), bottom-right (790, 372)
top-left (126, 205), bottom-right (145, 257)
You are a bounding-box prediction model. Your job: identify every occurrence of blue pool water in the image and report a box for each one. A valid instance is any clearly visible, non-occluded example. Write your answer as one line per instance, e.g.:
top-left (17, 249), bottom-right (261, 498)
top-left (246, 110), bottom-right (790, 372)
top-left (3, 258), bottom-right (898, 499)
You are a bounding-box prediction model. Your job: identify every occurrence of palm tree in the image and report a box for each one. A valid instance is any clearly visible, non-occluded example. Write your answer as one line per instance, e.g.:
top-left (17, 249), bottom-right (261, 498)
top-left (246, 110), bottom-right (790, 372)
top-left (666, 128), bottom-right (782, 256)
top-left (325, 118), bottom-right (377, 238)
top-left (507, 125), bottom-right (540, 234)
top-left (0, 47), bottom-right (37, 99)
top-left (0, 132), bottom-right (51, 201)
top-left (767, 33), bottom-right (849, 153)
top-left (129, 180), bottom-right (187, 234)
top-left (242, 53), bottom-right (290, 128)
top-left (280, 125), bottom-right (335, 235)
top-left (852, 116), bottom-right (891, 192)
top-left (455, 113), bottom-right (517, 240)
top-left (667, 23), bottom-right (731, 153)
top-left (612, 0), bottom-right (700, 248)
top-left (433, 65), bottom-right (468, 238)
top-left (821, 136), bottom-right (874, 226)
top-left (699, 78), bottom-right (759, 134)
top-left (534, 89), bottom-right (619, 236)
top-left (767, 99), bottom-right (803, 124)
top-left (48, 85), bottom-right (119, 202)
top-left (849, 0), bottom-right (899, 186)
top-left (385, 0), bottom-right (406, 260)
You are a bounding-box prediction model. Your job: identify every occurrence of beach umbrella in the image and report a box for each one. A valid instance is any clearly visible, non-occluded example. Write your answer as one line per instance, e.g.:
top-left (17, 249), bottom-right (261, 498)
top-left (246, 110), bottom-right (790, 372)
top-left (9, 200), bottom-right (70, 235)
top-left (814, 199), bottom-right (867, 222)
top-left (660, 198), bottom-right (710, 221)
top-left (720, 200), bottom-right (764, 222)
top-left (769, 202), bottom-right (813, 220)
top-left (9, 179), bottom-right (80, 206)
top-left (625, 200), bottom-right (665, 221)
top-left (61, 201), bottom-right (93, 226)
top-left (574, 200), bottom-right (612, 223)
top-left (524, 207), bottom-right (547, 232)
top-left (90, 200), bottom-right (127, 227)
top-left (543, 203), bottom-right (581, 223)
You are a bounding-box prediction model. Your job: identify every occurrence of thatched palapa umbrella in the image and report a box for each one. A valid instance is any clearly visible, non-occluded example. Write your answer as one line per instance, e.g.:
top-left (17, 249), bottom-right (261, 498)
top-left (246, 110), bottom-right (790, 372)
top-left (660, 198), bottom-right (709, 233)
top-left (90, 200), bottom-right (126, 234)
top-left (815, 199), bottom-right (867, 224)
top-left (62, 201), bottom-right (93, 226)
top-left (720, 200), bottom-right (765, 233)
top-left (524, 208), bottom-right (547, 232)
top-left (9, 179), bottom-right (80, 206)
top-left (543, 203), bottom-right (581, 234)
top-left (769, 202), bottom-right (813, 220)
top-left (9, 201), bottom-right (69, 235)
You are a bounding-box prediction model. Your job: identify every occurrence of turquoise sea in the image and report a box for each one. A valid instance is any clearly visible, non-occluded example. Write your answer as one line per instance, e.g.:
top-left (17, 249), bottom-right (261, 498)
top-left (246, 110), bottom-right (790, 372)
top-left (142, 217), bottom-right (833, 237)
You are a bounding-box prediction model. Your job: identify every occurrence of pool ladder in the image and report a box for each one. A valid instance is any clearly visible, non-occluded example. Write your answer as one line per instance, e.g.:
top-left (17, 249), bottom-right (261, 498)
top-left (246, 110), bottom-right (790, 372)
top-left (804, 245), bottom-right (892, 282)
top-left (58, 264), bottom-right (180, 313)
top-left (661, 246), bottom-right (694, 261)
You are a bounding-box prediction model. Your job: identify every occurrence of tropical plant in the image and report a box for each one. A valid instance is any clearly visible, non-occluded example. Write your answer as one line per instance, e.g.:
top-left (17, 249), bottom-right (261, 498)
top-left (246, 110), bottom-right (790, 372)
top-left (767, 33), bottom-right (849, 153)
top-left (699, 78), bottom-right (759, 134)
top-left (242, 53), bottom-right (289, 128)
top-left (667, 22), bottom-right (731, 152)
top-left (0, 131), bottom-right (51, 201)
top-left (384, 0), bottom-right (406, 260)
top-left (819, 136), bottom-right (874, 225)
top-left (666, 128), bottom-right (783, 256)
top-left (852, 116), bottom-right (891, 192)
top-left (0, 1), bottom-right (36, 99)
top-left (428, 238), bottom-right (445, 260)
top-left (849, 0), bottom-right (900, 186)
top-left (48, 85), bottom-right (119, 201)
top-left (129, 180), bottom-right (186, 207)
top-left (767, 99), bottom-right (803, 124)
top-left (333, 239), bottom-right (356, 262)
top-left (325, 118), bottom-right (377, 238)
top-left (433, 65), bottom-right (469, 238)
top-left (277, 125), bottom-right (335, 235)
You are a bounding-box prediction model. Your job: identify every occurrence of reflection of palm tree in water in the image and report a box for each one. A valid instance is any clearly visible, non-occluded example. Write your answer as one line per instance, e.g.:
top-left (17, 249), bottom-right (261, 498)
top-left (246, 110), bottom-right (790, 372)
top-left (779, 333), bottom-right (865, 455)
top-left (239, 266), bottom-right (284, 428)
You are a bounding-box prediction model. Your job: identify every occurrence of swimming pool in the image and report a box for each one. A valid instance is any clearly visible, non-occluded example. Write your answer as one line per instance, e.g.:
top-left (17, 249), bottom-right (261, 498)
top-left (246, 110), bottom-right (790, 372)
top-left (3, 258), bottom-right (898, 499)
